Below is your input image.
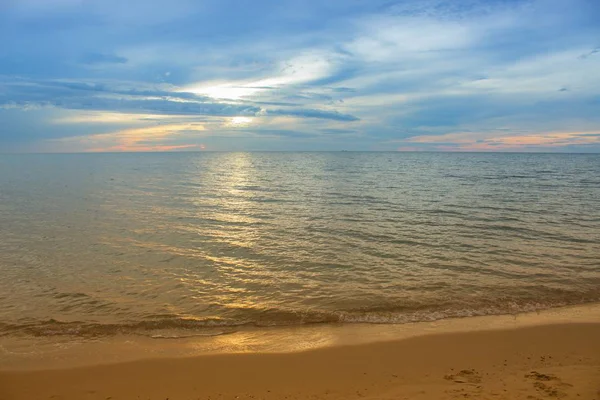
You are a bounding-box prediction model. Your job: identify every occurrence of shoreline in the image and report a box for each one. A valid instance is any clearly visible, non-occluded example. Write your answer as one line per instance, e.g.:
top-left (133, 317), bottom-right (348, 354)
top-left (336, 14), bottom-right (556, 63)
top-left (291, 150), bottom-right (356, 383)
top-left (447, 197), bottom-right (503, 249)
top-left (1, 302), bottom-right (599, 371)
top-left (1, 320), bottom-right (599, 399)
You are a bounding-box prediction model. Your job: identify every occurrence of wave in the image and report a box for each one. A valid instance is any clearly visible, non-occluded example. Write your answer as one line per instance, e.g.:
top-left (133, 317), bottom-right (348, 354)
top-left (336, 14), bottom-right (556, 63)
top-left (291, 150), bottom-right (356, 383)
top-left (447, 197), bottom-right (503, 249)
top-left (2, 297), bottom-right (599, 339)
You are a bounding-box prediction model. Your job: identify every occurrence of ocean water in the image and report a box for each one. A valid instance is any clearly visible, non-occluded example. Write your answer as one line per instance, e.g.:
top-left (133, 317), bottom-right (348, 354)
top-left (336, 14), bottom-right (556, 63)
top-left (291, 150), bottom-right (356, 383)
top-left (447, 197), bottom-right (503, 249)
top-left (0, 152), bottom-right (599, 339)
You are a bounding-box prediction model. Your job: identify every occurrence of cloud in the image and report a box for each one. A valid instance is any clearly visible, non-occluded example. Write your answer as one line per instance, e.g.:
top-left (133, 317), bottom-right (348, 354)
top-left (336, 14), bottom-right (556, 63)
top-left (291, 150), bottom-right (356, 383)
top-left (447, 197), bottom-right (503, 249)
top-left (319, 128), bottom-right (358, 135)
top-left (0, 79), bottom-right (260, 117)
top-left (49, 122), bottom-right (208, 152)
top-left (0, 78), bottom-right (364, 126)
top-left (1, 0), bottom-right (600, 151)
top-left (1, 79), bottom-right (210, 102)
top-left (578, 47), bottom-right (599, 59)
top-left (267, 108), bottom-right (359, 121)
top-left (393, 129), bottom-right (600, 152)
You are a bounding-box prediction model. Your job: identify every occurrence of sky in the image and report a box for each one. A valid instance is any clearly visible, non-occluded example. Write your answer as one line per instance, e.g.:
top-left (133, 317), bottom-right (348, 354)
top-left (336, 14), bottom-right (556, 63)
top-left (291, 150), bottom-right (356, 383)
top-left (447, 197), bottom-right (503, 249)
top-left (1, 0), bottom-right (599, 152)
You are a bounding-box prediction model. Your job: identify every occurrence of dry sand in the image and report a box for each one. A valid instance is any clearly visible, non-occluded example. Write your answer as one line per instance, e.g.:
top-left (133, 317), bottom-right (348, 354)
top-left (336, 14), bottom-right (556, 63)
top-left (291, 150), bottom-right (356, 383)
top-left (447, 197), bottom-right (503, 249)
top-left (1, 320), bottom-right (599, 400)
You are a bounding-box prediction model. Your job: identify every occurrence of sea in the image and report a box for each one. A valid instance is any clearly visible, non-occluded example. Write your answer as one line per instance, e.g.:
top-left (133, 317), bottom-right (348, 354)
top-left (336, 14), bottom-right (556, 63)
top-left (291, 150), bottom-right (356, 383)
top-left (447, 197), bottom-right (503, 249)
top-left (0, 152), bottom-right (599, 341)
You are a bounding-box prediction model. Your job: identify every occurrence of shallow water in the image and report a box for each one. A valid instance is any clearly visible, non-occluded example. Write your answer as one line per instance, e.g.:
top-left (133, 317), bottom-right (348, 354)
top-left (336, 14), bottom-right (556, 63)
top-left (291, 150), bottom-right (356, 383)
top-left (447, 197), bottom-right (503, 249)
top-left (0, 152), bottom-right (599, 339)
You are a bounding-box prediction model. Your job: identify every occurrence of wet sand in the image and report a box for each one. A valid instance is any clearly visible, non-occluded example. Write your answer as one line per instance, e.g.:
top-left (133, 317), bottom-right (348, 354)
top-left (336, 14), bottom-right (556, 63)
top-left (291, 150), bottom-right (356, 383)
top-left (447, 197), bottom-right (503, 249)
top-left (1, 320), bottom-right (599, 400)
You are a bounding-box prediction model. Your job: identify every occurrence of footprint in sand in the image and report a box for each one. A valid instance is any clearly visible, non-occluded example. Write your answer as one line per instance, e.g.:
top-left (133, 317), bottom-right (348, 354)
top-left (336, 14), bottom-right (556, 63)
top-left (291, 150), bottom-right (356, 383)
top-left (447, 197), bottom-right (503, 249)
top-left (524, 371), bottom-right (573, 398)
top-left (444, 369), bottom-right (482, 384)
top-left (525, 371), bottom-right (558, 381)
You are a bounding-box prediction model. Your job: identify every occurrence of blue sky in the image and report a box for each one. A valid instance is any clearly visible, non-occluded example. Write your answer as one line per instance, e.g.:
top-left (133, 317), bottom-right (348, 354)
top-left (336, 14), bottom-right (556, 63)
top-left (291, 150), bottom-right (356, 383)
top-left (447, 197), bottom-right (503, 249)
top-left (1, 0), bottom-right (599, 152)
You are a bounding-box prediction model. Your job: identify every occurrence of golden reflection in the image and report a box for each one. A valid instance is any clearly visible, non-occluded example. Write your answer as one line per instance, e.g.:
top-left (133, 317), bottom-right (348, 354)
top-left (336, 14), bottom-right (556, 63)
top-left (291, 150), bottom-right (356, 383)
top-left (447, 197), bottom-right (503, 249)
top-left (195, 153), bottom-right (260, 248)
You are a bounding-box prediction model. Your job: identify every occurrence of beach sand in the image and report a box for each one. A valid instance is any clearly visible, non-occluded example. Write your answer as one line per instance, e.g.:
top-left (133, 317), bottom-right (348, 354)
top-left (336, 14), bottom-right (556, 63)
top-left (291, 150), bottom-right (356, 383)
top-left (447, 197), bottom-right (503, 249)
top-left (1, 319), bottom-right (599, 400)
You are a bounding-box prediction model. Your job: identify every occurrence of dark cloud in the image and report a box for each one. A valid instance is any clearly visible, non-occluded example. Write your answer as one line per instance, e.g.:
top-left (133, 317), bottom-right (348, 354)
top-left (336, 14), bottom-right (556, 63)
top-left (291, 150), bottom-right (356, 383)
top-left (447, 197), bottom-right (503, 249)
top-left (0, 107), bottom-right (129, 143)
top-left (0, 78), bottom-right (363, 122)
top-left (49, 98), bottom-right (261, 116)
top-left (29, 80), bottom-right (208, 101)
top-left (268, 108), bottom-right (359, 121)
top-left (578, 47), bottom-right (599, 59)
top-left (0, 79), bottom-right (259, 117)
top-left (319, 128), bottom-right (358, 134)
top-left (242, 129), bottom-right (313, 138)
top-left (330, 87), bottom-right (356, 93)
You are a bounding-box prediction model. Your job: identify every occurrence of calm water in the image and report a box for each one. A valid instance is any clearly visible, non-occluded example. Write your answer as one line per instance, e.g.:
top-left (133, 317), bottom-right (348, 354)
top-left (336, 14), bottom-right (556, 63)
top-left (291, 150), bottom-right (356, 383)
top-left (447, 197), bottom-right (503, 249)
top-left (0, 152), bottom-right (599, 339)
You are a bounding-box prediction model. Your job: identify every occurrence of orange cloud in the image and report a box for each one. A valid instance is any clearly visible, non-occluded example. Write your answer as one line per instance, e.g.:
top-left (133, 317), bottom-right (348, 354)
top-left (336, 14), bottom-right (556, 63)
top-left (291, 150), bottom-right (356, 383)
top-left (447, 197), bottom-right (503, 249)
top-left (88, 144), bottom-right (201, 152)
top-left (51, 112), bottom-right (182, 124)
top-left (396, 146), bottom-right (427, 151)
top-left (51, 123), bottom-right (207, 152)
top-left (404, 130), bottom-right (600, 151)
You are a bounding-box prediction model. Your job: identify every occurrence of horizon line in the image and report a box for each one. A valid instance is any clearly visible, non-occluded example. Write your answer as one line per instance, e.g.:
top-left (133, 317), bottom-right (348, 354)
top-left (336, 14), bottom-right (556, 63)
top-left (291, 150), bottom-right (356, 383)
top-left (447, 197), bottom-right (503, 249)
top-left (2, 150), bottom-right (600, 155)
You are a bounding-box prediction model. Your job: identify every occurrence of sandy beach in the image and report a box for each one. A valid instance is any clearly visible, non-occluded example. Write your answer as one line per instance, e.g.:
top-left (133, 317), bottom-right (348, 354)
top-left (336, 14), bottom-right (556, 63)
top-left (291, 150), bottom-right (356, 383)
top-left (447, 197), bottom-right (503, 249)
top-left (3, 0), bottom-right (600, 397)
top-left (1, 307), bottom-right (599, 400)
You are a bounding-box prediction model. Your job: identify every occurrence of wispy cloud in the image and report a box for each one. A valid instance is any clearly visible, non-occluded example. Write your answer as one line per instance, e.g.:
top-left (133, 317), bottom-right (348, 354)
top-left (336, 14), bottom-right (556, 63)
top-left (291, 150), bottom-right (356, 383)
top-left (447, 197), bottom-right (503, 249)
top-left (1, 0), bottom-right (599, 151)
top-left (50, 123), bottom-right (207, 152)
top-left (394, 129), bottom-right (600, 151)
top-left (267, 108), bottom-right (359, 121)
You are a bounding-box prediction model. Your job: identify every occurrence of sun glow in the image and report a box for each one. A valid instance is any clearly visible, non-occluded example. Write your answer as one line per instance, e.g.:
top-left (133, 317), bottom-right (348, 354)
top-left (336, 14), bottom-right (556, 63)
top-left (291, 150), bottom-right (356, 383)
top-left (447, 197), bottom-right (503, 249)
top-left (195, 84), bottom-right (261, 100)
top-left (229, 117), bottom-right (253, 126)
top-left (182, 53), bottom-right (335, 101)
